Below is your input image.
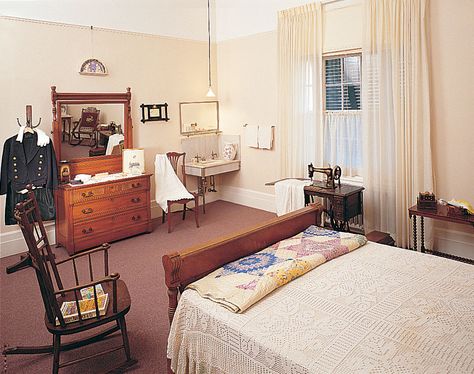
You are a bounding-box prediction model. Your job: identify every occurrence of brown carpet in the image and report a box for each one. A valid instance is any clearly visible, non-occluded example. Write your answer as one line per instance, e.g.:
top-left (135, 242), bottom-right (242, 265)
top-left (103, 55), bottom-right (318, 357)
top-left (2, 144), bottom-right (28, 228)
top-left (0, 200), bottom-right (275, 373)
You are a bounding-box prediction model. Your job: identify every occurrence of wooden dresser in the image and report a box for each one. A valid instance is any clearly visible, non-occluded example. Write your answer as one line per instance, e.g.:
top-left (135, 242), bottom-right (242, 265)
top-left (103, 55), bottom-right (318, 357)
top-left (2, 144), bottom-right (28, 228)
top-left (56, 174), bottom-right (153, 255)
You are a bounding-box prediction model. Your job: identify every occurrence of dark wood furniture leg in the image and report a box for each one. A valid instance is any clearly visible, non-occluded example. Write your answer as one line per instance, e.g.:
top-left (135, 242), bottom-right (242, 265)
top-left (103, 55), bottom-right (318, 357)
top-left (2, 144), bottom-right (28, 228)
top-left (420, 216), bottom-right (425, 253)
top-left (412, 215), bottom-right (417, 251)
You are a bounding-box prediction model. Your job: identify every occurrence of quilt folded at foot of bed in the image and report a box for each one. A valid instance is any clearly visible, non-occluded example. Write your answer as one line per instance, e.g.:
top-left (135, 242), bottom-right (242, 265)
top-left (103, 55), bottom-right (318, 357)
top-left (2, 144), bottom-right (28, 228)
top-left (187, 226), bottom-right (367, 313)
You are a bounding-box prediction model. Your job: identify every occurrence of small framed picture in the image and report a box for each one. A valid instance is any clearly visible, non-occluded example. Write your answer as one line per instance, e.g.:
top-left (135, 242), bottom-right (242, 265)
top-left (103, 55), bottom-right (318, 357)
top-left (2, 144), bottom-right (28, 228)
top-left (122, 149), bottom-right (145, 175)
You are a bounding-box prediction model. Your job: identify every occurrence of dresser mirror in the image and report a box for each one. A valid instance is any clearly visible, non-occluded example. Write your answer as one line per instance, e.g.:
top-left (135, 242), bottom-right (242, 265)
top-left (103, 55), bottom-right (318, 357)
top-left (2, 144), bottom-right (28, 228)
top-left (59, 103), bottom-right (125, 161)
top-left (180, 101), bottom-right (219, 135)
top-left (51, 86), bottom-right (133, 176)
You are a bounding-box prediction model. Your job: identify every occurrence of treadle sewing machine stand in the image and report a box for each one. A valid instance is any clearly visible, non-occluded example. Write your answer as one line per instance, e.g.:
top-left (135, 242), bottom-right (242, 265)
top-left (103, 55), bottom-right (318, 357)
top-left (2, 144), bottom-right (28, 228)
top-left (305, 164), bottom-right (364, 232)
top-left (304, 183), bottom-right (364, 232)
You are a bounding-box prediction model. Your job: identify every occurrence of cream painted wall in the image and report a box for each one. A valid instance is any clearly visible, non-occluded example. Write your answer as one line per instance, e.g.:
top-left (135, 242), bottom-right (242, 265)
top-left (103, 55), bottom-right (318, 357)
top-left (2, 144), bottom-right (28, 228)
top-left (429, 0), bottom-right (474, 256)
top-left (0, 17), bottom-right (214, 236)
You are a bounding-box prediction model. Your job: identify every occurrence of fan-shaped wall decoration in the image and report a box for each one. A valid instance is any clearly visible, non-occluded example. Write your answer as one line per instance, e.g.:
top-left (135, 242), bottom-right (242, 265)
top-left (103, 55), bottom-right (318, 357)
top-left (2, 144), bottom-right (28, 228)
top-left (79, 58), bottom-right (108, 76)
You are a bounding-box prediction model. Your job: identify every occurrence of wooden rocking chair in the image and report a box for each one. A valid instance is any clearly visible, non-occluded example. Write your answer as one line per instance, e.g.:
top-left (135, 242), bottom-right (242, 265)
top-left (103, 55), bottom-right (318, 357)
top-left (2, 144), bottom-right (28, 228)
top-left (2, 186), bottom-right (137, 373)
top-left (69, 107), bottom-right (100, 147)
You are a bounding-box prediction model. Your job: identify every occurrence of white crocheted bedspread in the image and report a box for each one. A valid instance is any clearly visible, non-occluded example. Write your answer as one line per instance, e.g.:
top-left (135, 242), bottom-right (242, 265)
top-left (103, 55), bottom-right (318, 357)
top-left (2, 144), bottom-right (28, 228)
top-left (167, 243), bottom-right (474, 374)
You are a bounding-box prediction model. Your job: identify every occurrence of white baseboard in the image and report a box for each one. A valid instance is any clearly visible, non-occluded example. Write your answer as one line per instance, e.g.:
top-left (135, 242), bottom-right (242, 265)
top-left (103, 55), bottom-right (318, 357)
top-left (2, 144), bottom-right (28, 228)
top-left (219, 185), bottom-right (276, 213)
top-left (433, 227), bottom-right (474, 260)
top-left (1, 222), bottom-right (56, 258)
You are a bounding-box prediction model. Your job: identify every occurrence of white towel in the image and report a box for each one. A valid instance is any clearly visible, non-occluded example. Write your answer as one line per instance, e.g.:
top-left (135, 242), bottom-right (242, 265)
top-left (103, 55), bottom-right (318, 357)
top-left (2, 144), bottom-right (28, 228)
top-left (275, 179), bottom-right (311, 216)
top-left (245, 125), bottom-right (258, 148)
top-left (258, 126), bottom-right (273, 149)
top-left (154, 154), bottom-right (194, 213)
top-left (106, 134), bottom-right (125, 155)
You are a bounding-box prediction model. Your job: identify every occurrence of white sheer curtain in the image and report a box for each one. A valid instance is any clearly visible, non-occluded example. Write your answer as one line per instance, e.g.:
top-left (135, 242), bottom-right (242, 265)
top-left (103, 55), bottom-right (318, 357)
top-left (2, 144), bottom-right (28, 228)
top-left (278, 3), bottom-right (323, 178)
top-left (323, 112), bottom-right (362, 177)
top-left (362, 0), bottom-right (433, 248)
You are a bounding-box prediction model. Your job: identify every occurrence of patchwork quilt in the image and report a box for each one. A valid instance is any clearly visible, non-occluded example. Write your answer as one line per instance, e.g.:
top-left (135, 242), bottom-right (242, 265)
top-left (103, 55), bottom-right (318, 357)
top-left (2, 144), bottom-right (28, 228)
top-left (187, 226), bottom-right (367, 313)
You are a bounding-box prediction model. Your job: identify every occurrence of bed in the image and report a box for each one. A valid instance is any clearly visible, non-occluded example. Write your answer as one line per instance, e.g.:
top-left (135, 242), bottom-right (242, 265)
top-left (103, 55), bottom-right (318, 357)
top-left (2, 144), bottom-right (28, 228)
top-left (163, 204), bottom-right (474, 374)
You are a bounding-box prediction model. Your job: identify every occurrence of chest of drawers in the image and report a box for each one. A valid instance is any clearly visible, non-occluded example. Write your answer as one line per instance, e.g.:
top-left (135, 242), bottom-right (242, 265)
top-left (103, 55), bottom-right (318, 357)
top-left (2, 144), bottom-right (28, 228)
top-left (55, 174), bottom-right (152, 255)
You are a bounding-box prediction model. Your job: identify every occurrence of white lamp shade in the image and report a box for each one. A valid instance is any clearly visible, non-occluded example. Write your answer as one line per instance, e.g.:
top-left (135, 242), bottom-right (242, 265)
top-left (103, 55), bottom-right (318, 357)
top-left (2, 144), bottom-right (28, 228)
top-left (206, 86), bottom-right (216, 97)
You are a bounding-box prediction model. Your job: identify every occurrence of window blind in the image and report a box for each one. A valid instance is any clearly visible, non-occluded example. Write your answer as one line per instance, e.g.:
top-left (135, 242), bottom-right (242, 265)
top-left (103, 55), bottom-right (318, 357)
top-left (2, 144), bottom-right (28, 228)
top-left (325, 54), bottom-right (361, 111)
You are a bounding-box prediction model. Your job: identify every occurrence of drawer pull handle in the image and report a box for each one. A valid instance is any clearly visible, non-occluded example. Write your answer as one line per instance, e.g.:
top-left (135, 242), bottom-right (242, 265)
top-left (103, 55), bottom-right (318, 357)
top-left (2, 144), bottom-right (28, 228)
top-left (131, 197), bottom-right (141, 203)
top-left (82, 227), bottom-right (93, 234)
top-left (132, 183), bottom-right (141, 188)
top-left (81, 191), bottom-right (94, 198)
top-left (132, 215), bottom-right (141, 221)
top-left (81, 208), bottom-right (93, 214)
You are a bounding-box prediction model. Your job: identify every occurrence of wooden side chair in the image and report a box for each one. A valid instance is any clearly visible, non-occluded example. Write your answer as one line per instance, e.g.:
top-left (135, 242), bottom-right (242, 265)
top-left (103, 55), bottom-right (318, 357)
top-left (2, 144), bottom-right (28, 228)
top-left (162, 152), bottom-right (199, 233)
top-left (2, 186), bottom-right (137, 373)
top-left (69, 107), bottom-right (100, 147)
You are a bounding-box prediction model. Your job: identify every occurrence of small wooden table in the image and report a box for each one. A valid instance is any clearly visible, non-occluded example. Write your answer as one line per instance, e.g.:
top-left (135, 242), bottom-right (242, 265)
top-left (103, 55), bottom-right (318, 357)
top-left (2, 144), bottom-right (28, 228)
top-left (304, 183), bottom-right (364, 232)
top-left (408, 205), bottom-right (474, 263)
top-left (61, 115), bottom-right (72, 142)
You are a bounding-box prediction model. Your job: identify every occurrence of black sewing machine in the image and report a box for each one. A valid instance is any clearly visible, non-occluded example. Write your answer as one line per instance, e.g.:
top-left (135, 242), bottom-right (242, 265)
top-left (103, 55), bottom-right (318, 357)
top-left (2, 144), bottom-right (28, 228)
top-left (308, 163), bottom-right (342, 189)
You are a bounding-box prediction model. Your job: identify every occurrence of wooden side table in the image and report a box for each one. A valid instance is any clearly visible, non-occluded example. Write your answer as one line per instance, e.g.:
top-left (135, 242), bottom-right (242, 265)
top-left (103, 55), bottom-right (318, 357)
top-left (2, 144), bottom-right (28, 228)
top-left (304, 183), bottom-right (364, 232)
top-left (61, 115), bottom-right (72, 142)
top-left (408, 204), bottom-right (474, 263)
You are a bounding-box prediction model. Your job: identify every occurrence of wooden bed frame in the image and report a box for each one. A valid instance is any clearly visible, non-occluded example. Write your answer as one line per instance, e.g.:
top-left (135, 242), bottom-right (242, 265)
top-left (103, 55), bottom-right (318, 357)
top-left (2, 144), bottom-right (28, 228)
top-left (162, 203), bottom-right (322, 324)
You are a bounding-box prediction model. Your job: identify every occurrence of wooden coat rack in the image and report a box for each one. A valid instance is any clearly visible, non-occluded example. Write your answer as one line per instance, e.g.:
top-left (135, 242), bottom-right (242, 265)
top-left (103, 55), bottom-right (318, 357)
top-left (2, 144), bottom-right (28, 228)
top-left (17, 105), bottom-right (41, 129)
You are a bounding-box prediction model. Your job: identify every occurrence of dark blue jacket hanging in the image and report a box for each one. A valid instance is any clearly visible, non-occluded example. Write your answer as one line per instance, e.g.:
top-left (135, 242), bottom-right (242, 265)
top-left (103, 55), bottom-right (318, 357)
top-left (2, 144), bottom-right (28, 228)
top-left (1, 132), bottom-right (58, 224)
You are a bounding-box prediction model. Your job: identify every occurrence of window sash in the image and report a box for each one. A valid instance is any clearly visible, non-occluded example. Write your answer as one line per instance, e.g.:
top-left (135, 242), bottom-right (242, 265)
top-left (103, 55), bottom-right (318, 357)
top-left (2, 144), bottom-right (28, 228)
top-left (323, 52), bottom-right (361, 111)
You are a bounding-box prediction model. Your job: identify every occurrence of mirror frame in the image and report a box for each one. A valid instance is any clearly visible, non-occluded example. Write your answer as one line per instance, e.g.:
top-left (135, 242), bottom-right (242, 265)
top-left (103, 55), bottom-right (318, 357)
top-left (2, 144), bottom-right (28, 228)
top-left (51, 86), bottom-right (133, 174)
top-left (179, 100), bottom-right (219, 136)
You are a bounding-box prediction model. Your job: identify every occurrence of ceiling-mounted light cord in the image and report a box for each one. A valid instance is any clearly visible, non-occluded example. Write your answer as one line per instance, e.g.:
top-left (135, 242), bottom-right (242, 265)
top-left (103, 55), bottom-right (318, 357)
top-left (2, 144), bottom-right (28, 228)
top-left (206, 0), bottom-right (215, 97)
top-left (207, 0), bottom-right (211, 88)
top-left (90, 25), bottom-right (94, 58)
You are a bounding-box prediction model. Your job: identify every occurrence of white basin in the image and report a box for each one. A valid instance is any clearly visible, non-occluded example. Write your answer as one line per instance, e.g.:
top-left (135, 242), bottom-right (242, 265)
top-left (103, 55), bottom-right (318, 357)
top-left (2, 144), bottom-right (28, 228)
top-left (198, 160), bottom-right (221, 165)
top-left (185, 159), bottom-right (240, 177)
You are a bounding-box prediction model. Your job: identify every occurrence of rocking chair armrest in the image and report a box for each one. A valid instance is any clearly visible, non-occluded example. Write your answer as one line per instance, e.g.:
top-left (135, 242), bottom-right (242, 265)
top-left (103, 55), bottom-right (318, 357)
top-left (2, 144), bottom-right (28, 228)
top-left (56, 243), bottom-right (111, 266)
top-left (53, 273), bottom-right (120, 295)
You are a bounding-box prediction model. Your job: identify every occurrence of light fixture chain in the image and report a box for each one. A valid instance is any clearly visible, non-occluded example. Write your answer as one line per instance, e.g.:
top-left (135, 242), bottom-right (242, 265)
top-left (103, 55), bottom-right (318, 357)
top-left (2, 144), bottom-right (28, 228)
top-left (207, 0), bottom-right (212, 88)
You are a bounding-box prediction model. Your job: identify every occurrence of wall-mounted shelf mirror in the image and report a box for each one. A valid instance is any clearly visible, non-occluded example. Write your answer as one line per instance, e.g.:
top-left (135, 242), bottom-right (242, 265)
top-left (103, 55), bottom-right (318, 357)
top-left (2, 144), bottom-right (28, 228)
top-left (180, 101), bottom-right (219, 136)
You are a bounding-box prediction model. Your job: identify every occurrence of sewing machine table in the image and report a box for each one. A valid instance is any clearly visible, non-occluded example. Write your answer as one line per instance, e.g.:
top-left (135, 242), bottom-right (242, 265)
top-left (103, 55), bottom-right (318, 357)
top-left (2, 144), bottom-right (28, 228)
top-left (304, 183), bottom-right (364, 232)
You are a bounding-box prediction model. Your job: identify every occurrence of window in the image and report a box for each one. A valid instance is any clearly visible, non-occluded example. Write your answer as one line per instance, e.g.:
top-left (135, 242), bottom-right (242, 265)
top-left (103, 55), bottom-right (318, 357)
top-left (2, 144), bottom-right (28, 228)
top-left (323, 53), bottom-right (362, 178)
top-left (324, 54), bottom-right (361, 111)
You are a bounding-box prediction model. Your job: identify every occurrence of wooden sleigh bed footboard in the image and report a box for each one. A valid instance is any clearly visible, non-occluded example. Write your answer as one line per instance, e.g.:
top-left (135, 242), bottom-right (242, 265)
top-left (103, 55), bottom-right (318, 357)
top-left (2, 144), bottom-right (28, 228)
top-left (162, 203), bottom-right (323, 324)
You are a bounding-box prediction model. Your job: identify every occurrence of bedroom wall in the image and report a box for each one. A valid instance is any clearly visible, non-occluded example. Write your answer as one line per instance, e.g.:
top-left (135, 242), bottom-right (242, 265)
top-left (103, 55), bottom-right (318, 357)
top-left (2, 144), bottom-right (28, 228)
top-left (216, 0), bottom-right (363, 209)
top-left (216, 0), bottom-right (474, 257)
top-left (429, 0), bottom-right (474, 257)
top-left (0, 16), bottom-right (216, 256)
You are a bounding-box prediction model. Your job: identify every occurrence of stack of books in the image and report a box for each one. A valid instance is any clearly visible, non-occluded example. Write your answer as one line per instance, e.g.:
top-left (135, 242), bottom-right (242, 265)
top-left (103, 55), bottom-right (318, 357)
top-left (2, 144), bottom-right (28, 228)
top-left (57, 284), bottom-right (109, 325)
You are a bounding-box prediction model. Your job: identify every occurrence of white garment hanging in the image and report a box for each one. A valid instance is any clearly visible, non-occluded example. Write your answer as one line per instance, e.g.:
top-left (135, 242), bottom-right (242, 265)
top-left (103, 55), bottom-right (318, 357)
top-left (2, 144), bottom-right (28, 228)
top-left (244, 125), bottom-right (258, 148)
top-left (16, 126), bottom-right (50, 146)
top-left (257, 126), bottom-right (273, 149)
top-left (154, 154), bottom-right (193, 213)
top-left (274, 179), bottom-right (311, 216)
top-left (106, 134), bottom-right (124, 155)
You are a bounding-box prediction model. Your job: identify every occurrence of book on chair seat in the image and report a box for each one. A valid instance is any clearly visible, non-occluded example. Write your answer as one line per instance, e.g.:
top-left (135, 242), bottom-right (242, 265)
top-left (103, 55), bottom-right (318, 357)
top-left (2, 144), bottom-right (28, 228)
top-left (57, 293), bottom-right (109, 325)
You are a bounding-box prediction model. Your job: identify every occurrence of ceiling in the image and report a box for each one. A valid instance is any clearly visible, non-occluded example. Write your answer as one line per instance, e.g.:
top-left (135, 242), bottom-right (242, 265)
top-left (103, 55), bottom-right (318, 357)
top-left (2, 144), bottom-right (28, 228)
top-left (0, 0), bottom-right (353, 41)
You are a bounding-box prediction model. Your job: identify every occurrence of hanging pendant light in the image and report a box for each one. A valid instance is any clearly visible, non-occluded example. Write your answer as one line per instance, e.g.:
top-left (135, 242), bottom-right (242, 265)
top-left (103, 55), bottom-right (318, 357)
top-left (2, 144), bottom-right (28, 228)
top-left (206, 0), bottom-right (215, 97)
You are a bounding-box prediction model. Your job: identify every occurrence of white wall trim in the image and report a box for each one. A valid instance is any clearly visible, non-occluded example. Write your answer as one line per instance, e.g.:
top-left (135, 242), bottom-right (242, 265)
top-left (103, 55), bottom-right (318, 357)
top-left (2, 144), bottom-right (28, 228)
top-left (220, 185), bottom-right (276, 213)
top-left (433, 227), bottom-right (474, 260)
top-left (1, 222), bottom-right (56, 258)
